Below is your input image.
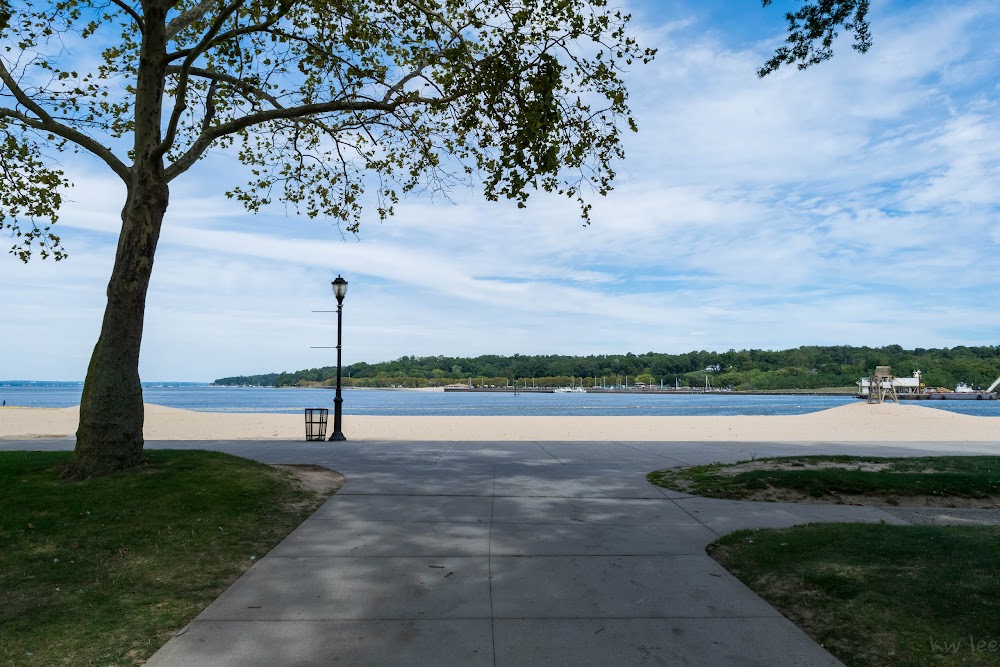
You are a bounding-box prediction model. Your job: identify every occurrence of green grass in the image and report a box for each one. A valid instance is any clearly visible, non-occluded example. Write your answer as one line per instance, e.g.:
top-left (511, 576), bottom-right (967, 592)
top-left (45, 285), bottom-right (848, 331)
top-left (647, 455), bottom-right (1000, 501)
top-left (711, 524), bottom-right (1000, 666)
top-left (0, 450), bottom-right (339, 666)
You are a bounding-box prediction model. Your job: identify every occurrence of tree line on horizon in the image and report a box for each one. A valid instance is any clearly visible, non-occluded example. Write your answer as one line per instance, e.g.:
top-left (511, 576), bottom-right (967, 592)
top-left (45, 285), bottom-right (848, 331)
top-left (213, 345), bottom-right (1000, 392)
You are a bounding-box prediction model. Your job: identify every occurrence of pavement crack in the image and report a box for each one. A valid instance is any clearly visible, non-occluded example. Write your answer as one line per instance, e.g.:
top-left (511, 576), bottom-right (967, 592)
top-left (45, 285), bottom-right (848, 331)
top-left (534, 441), bottom-right (565, 463)
top-left (433, 441), bottom-right (459, 464)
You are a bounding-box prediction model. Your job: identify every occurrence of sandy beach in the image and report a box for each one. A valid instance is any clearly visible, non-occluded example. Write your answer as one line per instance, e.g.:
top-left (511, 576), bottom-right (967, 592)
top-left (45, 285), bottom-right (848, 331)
top-left (1, 402), bottom-right (997, 446)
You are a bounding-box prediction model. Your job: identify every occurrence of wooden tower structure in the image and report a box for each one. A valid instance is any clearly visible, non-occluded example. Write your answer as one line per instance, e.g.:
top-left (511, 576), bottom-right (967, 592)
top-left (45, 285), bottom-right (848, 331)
top-left (867, 366), bottom-right (898, 404)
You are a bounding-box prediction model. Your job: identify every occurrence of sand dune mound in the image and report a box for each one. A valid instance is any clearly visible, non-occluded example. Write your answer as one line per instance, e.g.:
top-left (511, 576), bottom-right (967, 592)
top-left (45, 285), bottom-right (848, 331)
top-left (0, 401), bottom-right (996, 447)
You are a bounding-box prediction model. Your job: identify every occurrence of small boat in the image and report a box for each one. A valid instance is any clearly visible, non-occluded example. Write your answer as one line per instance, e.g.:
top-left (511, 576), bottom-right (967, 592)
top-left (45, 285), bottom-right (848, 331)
top-left (556, 378), bottom-right (587, 393)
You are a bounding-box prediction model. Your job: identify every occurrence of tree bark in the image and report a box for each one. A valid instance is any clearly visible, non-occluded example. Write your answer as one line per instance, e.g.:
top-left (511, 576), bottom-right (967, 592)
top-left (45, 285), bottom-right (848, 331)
top-left (64, 2), bottom-right (170, 479)
top-left (66, 177), bottom-right (168, 478)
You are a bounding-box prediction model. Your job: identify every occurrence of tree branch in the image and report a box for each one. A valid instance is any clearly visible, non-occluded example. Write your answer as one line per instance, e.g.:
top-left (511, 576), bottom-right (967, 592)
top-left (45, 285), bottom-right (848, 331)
top-left (0, 57), bottom-right (56, 125)
top-left (386, 66), bottom-right (430, 99)
top-left (157, 0), bottom-right (247, 159)
top-left (399, 0), bottom-right (470, 47)
top-left (164, 90), bottom-right (459, 182)
top-left (165, 0), bottom-right (218, 41)
top-left (165, 1), bottom-right (293, 63)
top-left (164, 65), bottom-right (286, 109)
top-left (109, 0), bottom-right (144, 32)
top-left (263, 28), bottom-right (354, 67)
top-left (200, 78), bottom-right (218, 133)
top-left (0, 107), bottom-right (130, 182)
top-left (0, 57), bottom-right (130, 181)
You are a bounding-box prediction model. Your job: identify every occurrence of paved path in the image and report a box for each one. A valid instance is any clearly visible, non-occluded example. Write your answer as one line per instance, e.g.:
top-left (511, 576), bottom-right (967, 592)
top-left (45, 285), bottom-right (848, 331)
top-left (6, 438), bottom-right (999, 665)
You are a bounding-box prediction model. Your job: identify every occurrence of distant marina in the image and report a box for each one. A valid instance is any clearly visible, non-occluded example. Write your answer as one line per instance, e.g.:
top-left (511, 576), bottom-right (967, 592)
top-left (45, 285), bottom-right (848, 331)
top-left (442, 386), bottom-right (852, 396)
top-left (443, 375), bottom-right (759, 395)
top-left (440, 368), bottom-right (1000, 402)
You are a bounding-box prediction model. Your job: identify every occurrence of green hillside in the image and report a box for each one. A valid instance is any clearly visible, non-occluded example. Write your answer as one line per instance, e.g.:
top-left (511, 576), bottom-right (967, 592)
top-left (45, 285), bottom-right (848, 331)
top-left (213, 345), bottom-right (1000, 391)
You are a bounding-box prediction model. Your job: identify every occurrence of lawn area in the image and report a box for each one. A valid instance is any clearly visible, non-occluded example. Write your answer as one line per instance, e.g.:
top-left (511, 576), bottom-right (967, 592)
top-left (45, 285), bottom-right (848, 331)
top-left (711, 524), bottom-right (1000, 667)
top-left (0, 450), bottom-right (340, 666)
top-left (647, 455), bottom-right (1000, 504)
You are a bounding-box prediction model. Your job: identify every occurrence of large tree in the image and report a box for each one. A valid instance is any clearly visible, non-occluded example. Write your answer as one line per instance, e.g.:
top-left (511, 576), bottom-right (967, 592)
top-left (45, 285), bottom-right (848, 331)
top-left (1, 0), bottom-right (869, 478)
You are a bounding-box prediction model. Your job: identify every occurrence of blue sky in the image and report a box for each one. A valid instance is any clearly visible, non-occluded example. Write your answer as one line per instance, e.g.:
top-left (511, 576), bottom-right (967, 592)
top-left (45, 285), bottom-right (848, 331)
top-left (2, 0), bottom-right (999, 381)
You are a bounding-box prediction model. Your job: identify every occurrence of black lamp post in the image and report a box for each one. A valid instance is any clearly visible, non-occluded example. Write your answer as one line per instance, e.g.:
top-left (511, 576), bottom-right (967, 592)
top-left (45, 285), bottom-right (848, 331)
top-left (329, 275), bottom-right (348, 441)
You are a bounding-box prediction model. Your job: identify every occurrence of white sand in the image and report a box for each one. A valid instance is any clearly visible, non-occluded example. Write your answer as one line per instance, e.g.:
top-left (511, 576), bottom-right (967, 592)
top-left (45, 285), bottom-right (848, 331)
top-left (0, 402), bottom-right (997, 448)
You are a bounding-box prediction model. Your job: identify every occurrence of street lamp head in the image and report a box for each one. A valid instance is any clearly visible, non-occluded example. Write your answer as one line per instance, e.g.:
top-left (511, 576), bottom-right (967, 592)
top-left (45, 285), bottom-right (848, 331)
top-left (331, 275), bottom-right (348, 303)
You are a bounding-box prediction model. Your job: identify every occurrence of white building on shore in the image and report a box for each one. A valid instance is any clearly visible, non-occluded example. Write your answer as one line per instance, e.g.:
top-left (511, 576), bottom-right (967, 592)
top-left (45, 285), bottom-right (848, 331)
top-left (856, 370), bottom-right (922, 397)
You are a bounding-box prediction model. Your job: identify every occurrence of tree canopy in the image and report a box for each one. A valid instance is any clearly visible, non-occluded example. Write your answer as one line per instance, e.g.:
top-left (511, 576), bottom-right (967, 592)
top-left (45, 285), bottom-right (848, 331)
top-left (1, 0), bottom-right (655, 261)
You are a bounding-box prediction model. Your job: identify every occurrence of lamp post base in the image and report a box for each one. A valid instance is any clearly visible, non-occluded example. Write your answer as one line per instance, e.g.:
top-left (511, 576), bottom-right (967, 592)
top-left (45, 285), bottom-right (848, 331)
top-left (329, 432), bottom-right (346, 442)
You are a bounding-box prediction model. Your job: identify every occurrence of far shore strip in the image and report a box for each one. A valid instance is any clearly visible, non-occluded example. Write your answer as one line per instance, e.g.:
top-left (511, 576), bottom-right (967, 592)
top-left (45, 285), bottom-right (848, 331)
top-left (1, 403), bottom-right (998, 448)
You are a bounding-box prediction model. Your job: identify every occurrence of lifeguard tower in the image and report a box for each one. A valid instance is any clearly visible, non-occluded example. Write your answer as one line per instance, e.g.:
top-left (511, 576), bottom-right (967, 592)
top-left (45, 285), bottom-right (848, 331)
top-left (867, 366), bottom-right (898, 404)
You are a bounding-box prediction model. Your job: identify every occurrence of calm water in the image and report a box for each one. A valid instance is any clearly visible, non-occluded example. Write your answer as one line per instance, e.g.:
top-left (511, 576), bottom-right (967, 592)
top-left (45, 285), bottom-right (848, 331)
top-left (3, 385), bottom-right (1000, 417)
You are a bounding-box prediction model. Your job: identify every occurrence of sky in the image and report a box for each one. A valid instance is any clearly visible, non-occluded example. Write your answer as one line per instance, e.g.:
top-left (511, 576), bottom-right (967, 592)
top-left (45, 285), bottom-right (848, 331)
top-left (2, 0), bottom-right (999, 382)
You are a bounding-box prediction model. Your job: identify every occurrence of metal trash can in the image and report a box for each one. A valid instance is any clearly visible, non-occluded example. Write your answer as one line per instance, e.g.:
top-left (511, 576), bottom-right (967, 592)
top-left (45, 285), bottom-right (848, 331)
top-left (304, 408), bottom-right (329, 441)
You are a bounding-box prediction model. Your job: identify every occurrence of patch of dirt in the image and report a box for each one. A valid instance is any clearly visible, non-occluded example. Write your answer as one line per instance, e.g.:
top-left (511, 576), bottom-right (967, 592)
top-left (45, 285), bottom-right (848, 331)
top-left (719, 460), bottom-right (894, 475)
top-left (736, 487), bottom-right (1000, 508)
top-left (693, 460), bottom-right (1000, 508)
top-left (271, 464), bottom-right (345, 496)
top-left (666, 477), bottom-right (699, 493)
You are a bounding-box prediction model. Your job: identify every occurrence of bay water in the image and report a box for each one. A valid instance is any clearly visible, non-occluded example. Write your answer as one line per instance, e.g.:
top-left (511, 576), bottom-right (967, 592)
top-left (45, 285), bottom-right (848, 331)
top-left (2, 384), bottom-right (999, 417)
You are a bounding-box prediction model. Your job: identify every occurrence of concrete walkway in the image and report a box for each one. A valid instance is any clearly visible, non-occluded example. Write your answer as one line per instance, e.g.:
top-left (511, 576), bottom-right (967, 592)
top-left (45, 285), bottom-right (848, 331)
top-left (6, 438), bottom-right (998, 665)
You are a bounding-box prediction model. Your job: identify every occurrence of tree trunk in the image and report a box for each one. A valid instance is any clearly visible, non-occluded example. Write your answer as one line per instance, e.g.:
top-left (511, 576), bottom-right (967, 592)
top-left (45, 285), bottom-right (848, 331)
top-left (65, 177), bottom-right (168, 479)
top-left (64, 3), bottom-right (170, 479)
